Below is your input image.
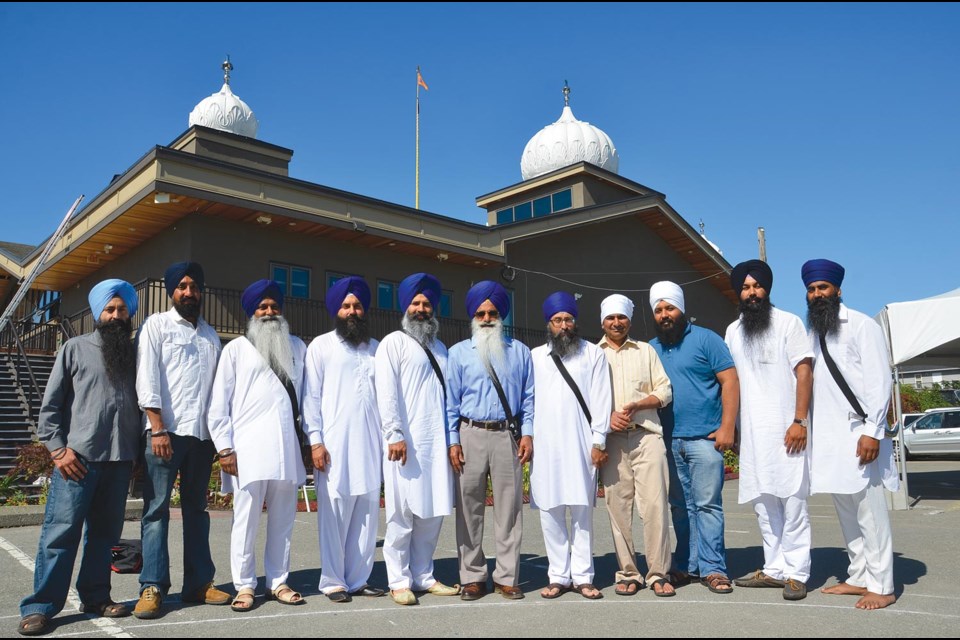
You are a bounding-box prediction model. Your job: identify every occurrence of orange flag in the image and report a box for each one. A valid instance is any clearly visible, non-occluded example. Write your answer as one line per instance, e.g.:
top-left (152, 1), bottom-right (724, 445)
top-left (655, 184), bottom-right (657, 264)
top-left (417, 69), bottom-right (429, 91)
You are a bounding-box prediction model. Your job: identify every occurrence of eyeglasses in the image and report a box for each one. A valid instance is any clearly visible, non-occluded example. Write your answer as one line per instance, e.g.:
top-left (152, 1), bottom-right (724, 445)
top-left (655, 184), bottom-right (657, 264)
top-left (550, 316), bottom-right (576, 327)
top-left (474, 309), bottom-right (500, 319)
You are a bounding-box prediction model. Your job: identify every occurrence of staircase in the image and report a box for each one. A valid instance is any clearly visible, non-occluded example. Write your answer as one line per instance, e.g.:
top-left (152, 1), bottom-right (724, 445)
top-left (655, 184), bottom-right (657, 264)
top-left (0, 352), bottom-right (55, 479)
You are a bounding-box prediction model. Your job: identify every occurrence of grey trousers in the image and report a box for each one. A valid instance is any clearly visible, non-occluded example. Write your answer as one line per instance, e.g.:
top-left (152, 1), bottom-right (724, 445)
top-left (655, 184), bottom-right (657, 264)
top-left (454, 425), bottom-right (524, 586)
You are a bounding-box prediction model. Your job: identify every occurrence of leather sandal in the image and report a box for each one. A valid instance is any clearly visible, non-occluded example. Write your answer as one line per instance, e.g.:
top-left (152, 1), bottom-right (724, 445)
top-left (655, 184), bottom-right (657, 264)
top-left (17, 614), bottom-right (49, 637)
top-left (79, 601), bottom-right (130, 617)
top-left (615, 579), bottom-right (643, 596)
top-left (701, 573), bottom-right (733, 594)
top-left (231, 588), bottom-right (256, 612)
top-left (650, 577), bottom-right (677, 598)
top-left (573, 583), bottom-right (604, 600)
top-left (267, 584), bottom-right (304, 605)
top-left (539, 583), bottom-right (571, 599)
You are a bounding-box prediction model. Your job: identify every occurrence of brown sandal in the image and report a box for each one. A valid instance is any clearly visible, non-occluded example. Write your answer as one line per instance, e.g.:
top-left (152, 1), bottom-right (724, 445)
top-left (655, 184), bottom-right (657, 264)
top-left (701, 573), bottom-right (733, 594)
top-left (79, 600), bottom-right (130, 617)
top-left (650, 577), bottom-right (676, 597)
top-left (18, 614), bottom-right (50, 636)
top-left (573, 583), bottom-right (603, 600)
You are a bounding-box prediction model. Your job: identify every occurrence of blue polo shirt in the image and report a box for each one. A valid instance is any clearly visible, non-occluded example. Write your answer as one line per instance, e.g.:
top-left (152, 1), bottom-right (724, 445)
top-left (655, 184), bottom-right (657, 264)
top-left (650, 323), bottom-right (735, 439)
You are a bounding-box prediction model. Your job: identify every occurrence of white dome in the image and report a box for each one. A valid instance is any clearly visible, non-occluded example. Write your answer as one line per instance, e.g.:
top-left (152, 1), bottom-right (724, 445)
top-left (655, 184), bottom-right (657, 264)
top-left (189, 79), bottom-right (259, 138)
top-left (520, 105), bottom-right (619, 180)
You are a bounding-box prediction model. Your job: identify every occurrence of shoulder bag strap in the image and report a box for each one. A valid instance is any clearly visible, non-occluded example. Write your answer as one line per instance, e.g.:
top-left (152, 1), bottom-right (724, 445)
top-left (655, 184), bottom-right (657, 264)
top-left (551, 352), bottom-right (592, 424)
top-left (818, 333), bottom-right (867, 421)
top-left (419, 341), bottom-right (447, 403)
top-left (482, 359), bottom-right (520, 441)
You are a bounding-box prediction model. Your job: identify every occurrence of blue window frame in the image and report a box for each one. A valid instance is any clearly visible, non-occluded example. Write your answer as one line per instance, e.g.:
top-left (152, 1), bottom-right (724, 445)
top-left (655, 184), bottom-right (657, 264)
top-left (378, 280), bottom-right (398, 310)
top-left (514, 201), bottom-right (533, 221)
top-left (271, 263), bottom-right (311, 299)
top-left (496, 208), bottom-right (514, 225)
top-left (533, 196), bottom-right (552, 217)
top-left (552, 188), bottom-right (572, 212)
top-left (439, 290), bottom-right (453, 318)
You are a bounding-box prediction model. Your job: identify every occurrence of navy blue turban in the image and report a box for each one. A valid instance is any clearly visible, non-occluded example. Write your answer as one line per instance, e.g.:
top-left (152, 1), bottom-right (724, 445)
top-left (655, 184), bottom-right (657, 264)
top-left (542, 291), bottom-right (578, 322)
top-left (465, 280), bottom-right (510, 318)
top-left (326, 276), bottom-right (371, 317)
top-left (241, 279), bottom-right (284, 317)
top-left (88, 279), bottom-right (138, 318)
top-left (164, 261), bottom-right (205, 297)
top-left (801, 259), bottom-right (845, 288)
top-left (398, 273), bottom-right (442, 310)
top-left (731, 259), bottom-right (773, 294)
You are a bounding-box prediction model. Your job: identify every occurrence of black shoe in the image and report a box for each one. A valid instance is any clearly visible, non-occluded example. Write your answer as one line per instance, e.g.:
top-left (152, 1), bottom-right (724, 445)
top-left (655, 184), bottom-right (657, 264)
top-left (349, 586), bottom-right (385, 597)
top-left (327, 591), bottom-right (352, 603)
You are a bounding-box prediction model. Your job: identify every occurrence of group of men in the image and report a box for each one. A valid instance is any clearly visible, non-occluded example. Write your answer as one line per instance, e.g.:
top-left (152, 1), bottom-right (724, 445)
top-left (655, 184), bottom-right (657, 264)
top-left (17, 256), bottom-right (898, 636)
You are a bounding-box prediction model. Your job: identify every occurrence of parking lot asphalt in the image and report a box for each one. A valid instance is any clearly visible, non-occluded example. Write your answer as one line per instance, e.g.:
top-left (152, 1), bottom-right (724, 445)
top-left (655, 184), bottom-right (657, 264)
top-left (1, 459), bottom-right (959, 638)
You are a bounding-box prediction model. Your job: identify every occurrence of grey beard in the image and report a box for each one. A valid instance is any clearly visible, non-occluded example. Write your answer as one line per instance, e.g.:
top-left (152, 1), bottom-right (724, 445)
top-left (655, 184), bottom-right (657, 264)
top-left (247, 315), bottom-right (294, 381)
top-left (472, 317), bottom-right (507, 371)
top-left (739, 296), bottom-right (774, 346)
top-left (402, 312), bottom-right (440, 347)
top-left (546, 325), bottom-right (581, 359)
top-left (807, 294), bottom-right (842, 338)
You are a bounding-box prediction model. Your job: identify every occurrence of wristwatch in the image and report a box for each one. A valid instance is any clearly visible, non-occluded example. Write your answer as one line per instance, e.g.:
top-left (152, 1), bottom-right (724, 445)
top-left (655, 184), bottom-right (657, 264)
top-left (592, 442), bottom-right (606, 452)
top-left (793, 418), bottom-right (809, 428)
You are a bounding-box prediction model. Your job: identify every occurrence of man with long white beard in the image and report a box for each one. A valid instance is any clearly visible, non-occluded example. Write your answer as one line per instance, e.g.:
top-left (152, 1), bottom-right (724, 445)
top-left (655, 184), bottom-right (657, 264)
top-left (802, 259), bottom-right (897, 610)
top-left (530, 292), bottom-right (611, 601)
top-left (302, 276), bottom-right (385, 603)
top-left (375, 272), bottom-right (459, 606)
top-left (446, 281), bottom-right (534, 602)
top-left (208, 279), bottom-right (307, 612)
top-left (18, 280), bottom-right (140, 637)
top-left (724, 260), bottom-right (813, 601)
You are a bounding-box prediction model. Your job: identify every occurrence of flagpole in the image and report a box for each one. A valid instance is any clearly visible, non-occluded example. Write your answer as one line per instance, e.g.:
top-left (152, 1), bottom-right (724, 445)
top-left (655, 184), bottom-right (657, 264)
top-left (415, 66), bottom-right (421, 210)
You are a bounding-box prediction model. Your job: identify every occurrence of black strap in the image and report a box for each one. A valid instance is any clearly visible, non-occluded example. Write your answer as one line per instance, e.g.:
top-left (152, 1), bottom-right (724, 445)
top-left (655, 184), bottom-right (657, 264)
top-left (818, 333), bottom-right (867, 421)
top-left (249, 338), bottom-right (307, 447)
top-left (482, 359), bottom-right (520, 441)
top-left (551, 353), bottom-right (592, 424)
top-left (418, 341), bottom-right (447, 403)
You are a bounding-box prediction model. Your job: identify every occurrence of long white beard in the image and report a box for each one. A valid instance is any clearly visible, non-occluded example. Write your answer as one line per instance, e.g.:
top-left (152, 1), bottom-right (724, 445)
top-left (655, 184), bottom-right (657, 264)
top-left (401, 312), bottom-right (440, 347)
top-left (247, 315), bottom-right (294, 381)
top-left (472, 317), bottom-right (506, 371)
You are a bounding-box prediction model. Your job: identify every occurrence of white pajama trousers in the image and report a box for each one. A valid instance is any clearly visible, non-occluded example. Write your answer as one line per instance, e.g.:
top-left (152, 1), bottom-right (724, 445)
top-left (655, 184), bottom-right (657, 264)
top-left (230, 480), bottom-right (298, 592)
top-left (752, 493), bottom-right (811, 583)
top-left (383, 501), bottom-right (444, 591)
top-left (831, 478), bottom-right (895, 595)
top-left (317, 482), bottom-right (380, 594)
top-left (540, 505), bottom-right (594, 587)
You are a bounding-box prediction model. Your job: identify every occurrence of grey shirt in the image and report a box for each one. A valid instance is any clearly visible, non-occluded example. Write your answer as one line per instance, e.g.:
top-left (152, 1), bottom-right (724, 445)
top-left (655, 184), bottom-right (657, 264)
top-left (38, 331), bottom-right (141, 462)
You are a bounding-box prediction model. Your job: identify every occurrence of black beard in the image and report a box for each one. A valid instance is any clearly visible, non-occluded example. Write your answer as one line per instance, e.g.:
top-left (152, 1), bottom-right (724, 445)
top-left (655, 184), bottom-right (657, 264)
top-left (739, 296), bottom-right (774, 343)
top-left (546, 324), bottom-right (581, 358)
top-left (97, 318), bottom-right (135, 388)
top-left (173, 299), bottom-right (201, 321)
top-left (655, 314), bottom-right (688, 346)
top-left (335, 314), bottom-right (370, 346)
top-left (807, 293), bottom-right (842, 337)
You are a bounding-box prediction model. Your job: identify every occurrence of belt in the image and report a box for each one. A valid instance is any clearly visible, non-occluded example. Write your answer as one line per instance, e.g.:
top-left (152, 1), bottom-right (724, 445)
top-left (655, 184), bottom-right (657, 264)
top-left (621, 423), bottom-right (645, 432)
top-left (460, 417), bottom-right (509, 431)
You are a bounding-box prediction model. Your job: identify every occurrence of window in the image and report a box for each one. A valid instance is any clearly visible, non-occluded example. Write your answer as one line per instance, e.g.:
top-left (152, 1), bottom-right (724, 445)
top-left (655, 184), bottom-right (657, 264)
top-left (378, 280), bottom-right (398, 310)
top-left (271, 263), bottom-right (311, 299)
top-left (439, 290), bottom-right (453, 318)
top-left (533, 196), bottom-right (552, 217)
top-left (915, 374), bottom-right (923, 389)
top-left (326, 271), bottom-right (348, 291)
top-left (496, 208), bottom-right (514, 225)
top-left (514, 201), bottom-right (533, 221)
top-left (915, 413), bottom-right (943, 431)
top-left (492, 188), bottom-right (574, 224)
top-left (552, 188), bottom-right (572, 212)
top-left (502, 289), bottom-right (514, 327)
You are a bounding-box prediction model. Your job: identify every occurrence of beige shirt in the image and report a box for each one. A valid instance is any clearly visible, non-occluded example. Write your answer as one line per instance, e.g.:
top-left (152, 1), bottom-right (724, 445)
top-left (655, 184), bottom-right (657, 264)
top-left (598, 336), bottom-right (673, 435)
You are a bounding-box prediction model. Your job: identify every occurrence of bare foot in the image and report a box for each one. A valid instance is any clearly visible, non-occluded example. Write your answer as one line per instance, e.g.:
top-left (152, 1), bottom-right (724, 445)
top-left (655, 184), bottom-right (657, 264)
top-left (855, 592), bottom-right (896, 610)
top-left (821, 582), bottom-right (868, 596)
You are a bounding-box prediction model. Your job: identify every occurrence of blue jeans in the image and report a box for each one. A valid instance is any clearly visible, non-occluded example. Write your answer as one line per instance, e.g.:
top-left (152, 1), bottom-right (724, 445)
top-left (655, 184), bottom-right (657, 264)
top-left (20, 461), bottom-right (132, 618)
top-left (139, 432), bottom-right (216, 596)
top-left (666, 437), bottom-right (727, 577)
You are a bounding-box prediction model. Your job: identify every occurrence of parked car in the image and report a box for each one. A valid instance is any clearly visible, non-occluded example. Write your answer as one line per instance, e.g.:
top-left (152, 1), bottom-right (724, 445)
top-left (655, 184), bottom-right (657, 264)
top-left (902, 408), bottom-right (960, 458)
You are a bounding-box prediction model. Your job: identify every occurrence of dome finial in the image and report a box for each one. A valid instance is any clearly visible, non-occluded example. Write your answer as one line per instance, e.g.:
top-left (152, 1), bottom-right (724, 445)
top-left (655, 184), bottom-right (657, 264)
top-left (563, 80), bottom-right (571, 107)
top-left (222, 55), bottom-right (233, 85)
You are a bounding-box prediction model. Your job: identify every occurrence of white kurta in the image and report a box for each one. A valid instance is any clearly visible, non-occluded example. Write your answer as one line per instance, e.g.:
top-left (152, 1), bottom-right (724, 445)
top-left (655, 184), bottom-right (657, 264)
top-left (530, 340), bottom-right (612, 511)
top-left (302, 331), bottom-right (382, 497)
top-left (208, 335), bottom-right (307, 492)
top-left (374, 330), bottom-right (453, 519)
top-left (809, 304), bottom-right (898, 495)
top-left (725, 307), bottom-right (814, 503)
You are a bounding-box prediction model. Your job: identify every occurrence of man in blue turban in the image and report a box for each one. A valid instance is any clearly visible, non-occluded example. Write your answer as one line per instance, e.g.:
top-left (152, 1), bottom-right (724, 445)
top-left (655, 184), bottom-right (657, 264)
top-left (801, 259), bottom-right (898, 610)
top-left (375, 272), bottom-right (458, 605)
top-left (19, 280), bottom-right (141, 635)
top-left (209, 279), bottom-right (308, 611)
top-left (135, 262), bottom-right (228, 618)
top-left (446, 281), bottom-right (533, 601)
top-left (530, 292), bottom-right (612, 600)
top-left (302, 276), bottom-right (386, 603)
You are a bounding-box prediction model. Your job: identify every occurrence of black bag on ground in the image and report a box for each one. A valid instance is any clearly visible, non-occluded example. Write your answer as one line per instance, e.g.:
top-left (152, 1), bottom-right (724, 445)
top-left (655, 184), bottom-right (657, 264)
top-left (110, 539), bottom-right (143, 574)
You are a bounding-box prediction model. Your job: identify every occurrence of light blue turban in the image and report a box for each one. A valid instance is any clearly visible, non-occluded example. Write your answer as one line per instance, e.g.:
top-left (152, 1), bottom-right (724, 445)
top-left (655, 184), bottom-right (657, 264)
top-left (88, 279), bottom-right (137, 318)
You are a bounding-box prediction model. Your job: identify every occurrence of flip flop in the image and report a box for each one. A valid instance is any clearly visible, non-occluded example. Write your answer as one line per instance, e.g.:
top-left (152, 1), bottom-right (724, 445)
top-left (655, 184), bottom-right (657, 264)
top-left (650, 578), bottom-right (676, 598)
top-left (573, 583), bottom-right (604, 600)
top-left (540, 583), bottom-right (571, 599)
top-left (615, 579), bottom-right (643, 596)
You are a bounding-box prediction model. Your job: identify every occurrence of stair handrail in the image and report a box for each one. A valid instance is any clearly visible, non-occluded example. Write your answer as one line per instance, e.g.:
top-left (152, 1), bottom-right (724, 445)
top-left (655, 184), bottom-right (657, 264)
top-left (8, 321), bottom-right (42, 423)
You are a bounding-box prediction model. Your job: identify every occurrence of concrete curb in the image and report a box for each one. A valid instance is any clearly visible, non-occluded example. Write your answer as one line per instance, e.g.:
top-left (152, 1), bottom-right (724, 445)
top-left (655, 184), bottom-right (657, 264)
top-left (0, 499), bottom-right (144, 528)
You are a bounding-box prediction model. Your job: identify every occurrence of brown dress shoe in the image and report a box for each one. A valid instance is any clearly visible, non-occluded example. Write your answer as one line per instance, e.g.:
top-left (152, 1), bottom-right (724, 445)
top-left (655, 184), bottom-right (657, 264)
top-left (494, 583), bottom-right (525, 600)
top-left (182, 582), bottom-right (231, 605)
top-left (460, 582), bottom-right (488, 601)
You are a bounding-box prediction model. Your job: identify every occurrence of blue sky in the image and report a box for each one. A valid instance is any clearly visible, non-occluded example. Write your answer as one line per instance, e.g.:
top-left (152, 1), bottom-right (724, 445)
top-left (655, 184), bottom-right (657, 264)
top-left (1, 2), bottom-right (957, 320)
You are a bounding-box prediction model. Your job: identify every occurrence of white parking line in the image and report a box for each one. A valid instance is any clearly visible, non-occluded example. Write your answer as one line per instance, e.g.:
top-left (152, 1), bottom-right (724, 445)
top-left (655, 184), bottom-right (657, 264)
top-left (0, 535), bottom-right (134, 638)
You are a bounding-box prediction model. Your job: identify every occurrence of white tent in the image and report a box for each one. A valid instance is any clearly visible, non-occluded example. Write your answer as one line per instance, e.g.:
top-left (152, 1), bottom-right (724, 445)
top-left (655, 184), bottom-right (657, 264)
top-left (875, 287), bottom-right (960, 509)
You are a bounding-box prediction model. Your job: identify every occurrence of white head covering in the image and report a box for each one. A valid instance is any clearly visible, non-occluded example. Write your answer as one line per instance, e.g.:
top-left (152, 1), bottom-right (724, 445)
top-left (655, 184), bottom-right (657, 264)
top-left (600, 294), bottom-right (635, 322)
top-left (649, 281), bottom-right (685, 314)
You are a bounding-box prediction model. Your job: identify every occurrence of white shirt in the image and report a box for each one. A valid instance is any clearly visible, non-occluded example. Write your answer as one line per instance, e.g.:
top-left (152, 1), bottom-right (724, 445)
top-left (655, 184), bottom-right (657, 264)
top-left (726, 307), bottom-right (813, 503)
top-left (530, 340), bottom-right (612, 511)
top-left (136, 308), bottom-right (221, 440)
top-left (208, 335), bottom-right (307, 491)
top-left (302, 331), bottom-right (382, 497)
top-left (809, 304), bottom-right (898, 494)
top-left (375, 330), bottom-right (453, 519)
